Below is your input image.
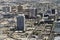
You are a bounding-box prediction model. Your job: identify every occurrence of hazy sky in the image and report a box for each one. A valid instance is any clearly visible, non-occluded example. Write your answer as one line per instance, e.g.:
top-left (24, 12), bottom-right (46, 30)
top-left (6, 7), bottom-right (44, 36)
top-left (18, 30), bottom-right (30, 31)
top-left (0, 0), bottom-right (59, 3)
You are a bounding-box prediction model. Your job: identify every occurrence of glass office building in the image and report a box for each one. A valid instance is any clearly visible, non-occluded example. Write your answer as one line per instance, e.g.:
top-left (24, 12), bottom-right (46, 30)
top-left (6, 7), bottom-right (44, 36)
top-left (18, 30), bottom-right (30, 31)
top-left (54, 22), bottom-right (60, 33)
top-left (2, 7), bottom-right (10, 12)
top-left (17, 14), bottom-right (25, 31)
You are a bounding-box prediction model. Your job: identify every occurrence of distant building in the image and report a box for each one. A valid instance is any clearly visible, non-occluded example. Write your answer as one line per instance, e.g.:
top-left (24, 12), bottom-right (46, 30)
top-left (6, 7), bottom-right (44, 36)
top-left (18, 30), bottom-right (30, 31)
top-left (3, 14), bottom-right (14, 18)
top-left (2, 6), bottom-right (11, 13)
top-left (44, 20), bottom-right (53, 24)
top-left (54, 22), bottom-right (60, 33)
top-left (11, 6), bottom-right (17, 13)
top-left (47, 9), bottom-right (51, 14)
top-left (46, 9), bottom-right (57, 15)
top-left (21, 4), bottom-right (37, 19)
top-left (17, 14), bottom-right (25, 31)
top-left (25, 8), bottom-right (37, 19)
top-left (52, 9), bottom-right (55, 14)
top-left (17, 5), bottom-right (23, 12)
top-left (51, 9), bottom-right (57, 14)
top-left (28, 8), bottom-right (37, 19)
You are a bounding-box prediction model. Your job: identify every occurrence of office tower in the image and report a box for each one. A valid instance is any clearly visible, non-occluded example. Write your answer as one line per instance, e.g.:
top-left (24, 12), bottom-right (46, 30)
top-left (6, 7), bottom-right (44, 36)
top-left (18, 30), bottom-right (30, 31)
top-left (11, 6), bottom-right (17, 13)
top-left (3, 13), bottom-right (14, 18)
top-left (2, 6), bottom-right (11, 13)
top-left (17, 14), bottom-right (25, 31)
top-left (52, 9), bottom-right (57, 14)
top-left (47, 9), bottom-right (51, 14)
top-left (28, 8), bottom-right (37, 18)
top-left (17, 5), bottom-right (23, 12)
top-left (52, 9), bottom-right (55, 14)
top-left (53, 22), bottom-right (60, 33)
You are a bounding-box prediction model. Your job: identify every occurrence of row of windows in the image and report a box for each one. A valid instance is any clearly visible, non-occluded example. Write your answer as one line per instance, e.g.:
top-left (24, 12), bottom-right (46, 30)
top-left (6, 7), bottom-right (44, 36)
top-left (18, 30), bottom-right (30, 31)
top-left (17, 16), bottom-right (24, 30)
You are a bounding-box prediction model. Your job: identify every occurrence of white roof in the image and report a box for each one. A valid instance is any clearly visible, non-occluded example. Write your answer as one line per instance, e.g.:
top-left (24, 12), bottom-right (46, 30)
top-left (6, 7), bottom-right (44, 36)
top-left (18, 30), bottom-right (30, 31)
top-left (54, 36), bottom-right (60, 40)
top-left (0, 34), bottom-right (7, 39)
top-left (28, 38), bottom-right (37, 40)
top-left (18, 14), bottom-right (25, 16)
top-left (4, 38), bottom-right (15, 40)
top-left (39, 0), bottom-right (52, 3)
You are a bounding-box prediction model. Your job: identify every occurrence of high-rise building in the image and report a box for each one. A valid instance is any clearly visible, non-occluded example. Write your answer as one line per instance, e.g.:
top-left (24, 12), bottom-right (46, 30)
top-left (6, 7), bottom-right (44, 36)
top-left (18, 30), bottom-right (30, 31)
top-left (30, 8), bottom-right (37, 18)
top-left (17, 5), bottom-right (23, 12)
top-left (51, 9), bottom-right (57, 14)
top-left (17, 14), bottom-right (25, 31)
top-left (52, 9), bottom-right (55, 14)
top-left (2, 6), bottom-right (11, 13)
top-left (21, 3), bottom-right (37, 19)
top-left (27, 8), bottom-right (37, 19)
top-left (53, 22), bottom-right (60, 33)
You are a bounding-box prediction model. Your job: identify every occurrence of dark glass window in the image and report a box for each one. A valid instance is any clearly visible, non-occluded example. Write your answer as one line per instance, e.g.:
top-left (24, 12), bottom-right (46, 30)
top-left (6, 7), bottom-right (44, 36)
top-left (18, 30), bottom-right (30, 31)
top-left (2, 7), bottom-right (10, 12)
top-left (17, 16), bottom-right (24, 31)
top-left (52, 9), bottom-right (55, 14)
